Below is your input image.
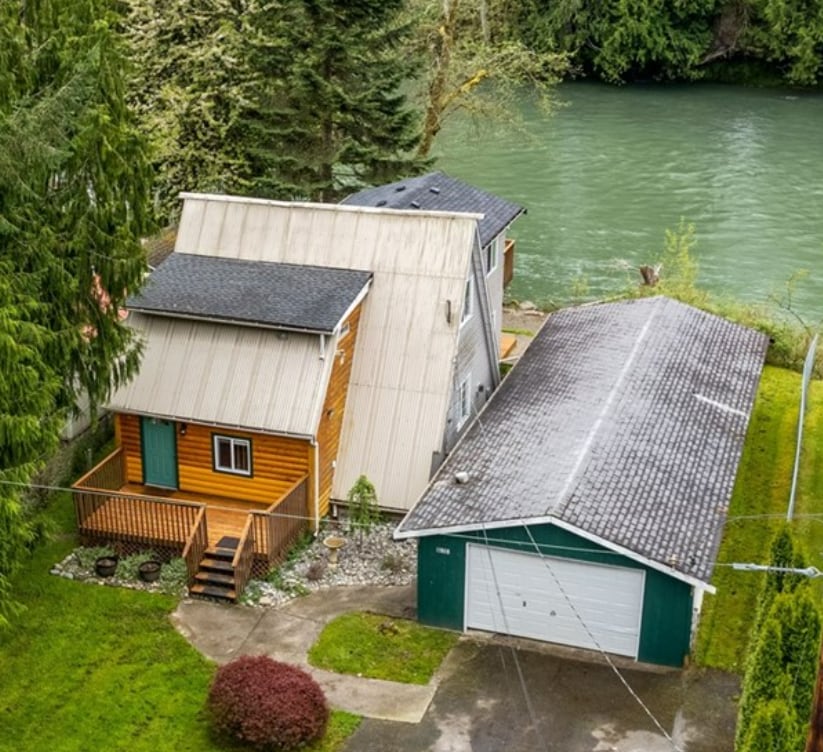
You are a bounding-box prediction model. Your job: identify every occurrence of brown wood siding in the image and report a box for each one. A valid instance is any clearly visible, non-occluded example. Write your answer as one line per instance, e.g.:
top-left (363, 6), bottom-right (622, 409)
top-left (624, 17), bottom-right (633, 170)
top-left (316, 303), bottom-right (363, 517)
top-left (116, 413), bottom-right (310, 506)
top-left (118, 413), bottom-right (143, 483)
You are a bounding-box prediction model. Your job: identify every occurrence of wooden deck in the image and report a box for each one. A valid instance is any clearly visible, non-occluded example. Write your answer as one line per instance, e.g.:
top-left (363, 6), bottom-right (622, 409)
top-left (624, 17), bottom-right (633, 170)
top-left (73, 448), bottom-right (310, 596)
top-left (119, 483), bottom-right (269, 545)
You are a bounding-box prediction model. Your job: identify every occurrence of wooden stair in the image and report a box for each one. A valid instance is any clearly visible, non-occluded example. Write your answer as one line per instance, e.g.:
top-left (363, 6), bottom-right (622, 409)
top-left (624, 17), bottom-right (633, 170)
top-left (190, 537), bottom-right (239, 603)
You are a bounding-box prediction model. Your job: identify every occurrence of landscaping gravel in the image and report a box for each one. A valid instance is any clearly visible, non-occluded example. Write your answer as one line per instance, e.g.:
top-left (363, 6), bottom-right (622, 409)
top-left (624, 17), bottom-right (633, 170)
top-left (245, 522), bottom-right (417, 608)
top-left (51, 521), bottom-right (416, 608)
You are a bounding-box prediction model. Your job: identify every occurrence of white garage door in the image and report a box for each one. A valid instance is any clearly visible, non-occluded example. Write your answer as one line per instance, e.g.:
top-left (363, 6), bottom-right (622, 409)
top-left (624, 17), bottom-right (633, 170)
top-left (465, 545), bottom-right (644, 658)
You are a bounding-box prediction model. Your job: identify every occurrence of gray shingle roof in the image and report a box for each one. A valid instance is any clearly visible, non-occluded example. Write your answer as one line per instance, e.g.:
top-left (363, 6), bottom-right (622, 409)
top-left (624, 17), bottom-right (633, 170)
top-left (397, 297), bottom-right (769, 584)
top-left (128, 253), bottom-right (372, 333)
top-left (342, 171), bottom-right (524, 248)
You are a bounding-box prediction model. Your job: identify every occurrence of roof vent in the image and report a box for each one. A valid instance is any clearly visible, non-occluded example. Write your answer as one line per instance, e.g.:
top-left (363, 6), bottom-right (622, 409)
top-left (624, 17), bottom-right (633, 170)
top-left (395, 185), bottom-right (406, 192)
top-left (376, 200), bottom-right (387, 207)
top-left (410, 201), bottom-right (420, 209)
top-left (454, 471), bottom-right (469, 484)
top-left (429, 187), bottom-right (441, 194)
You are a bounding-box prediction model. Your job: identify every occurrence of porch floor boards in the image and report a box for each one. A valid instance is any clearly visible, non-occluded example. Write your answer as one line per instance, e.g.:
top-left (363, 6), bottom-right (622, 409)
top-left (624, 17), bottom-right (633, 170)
top-left (119, 483), bottom-right (271, 512)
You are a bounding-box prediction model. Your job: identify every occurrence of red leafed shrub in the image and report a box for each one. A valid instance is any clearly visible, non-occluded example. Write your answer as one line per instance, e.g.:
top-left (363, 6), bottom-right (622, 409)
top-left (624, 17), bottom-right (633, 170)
top-left (207, 656), bottom-right (328, 750)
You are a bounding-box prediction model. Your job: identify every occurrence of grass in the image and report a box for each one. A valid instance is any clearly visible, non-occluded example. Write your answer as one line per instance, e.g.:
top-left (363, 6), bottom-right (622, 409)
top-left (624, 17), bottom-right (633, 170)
top-left (308, 612), bottom-right (458, 685)
top-left (0, 490), bottom-right (358, 752)
top-left (694, 366), bottom-right (823, 672)
top-left (501, 326), bottom-right (535, 337)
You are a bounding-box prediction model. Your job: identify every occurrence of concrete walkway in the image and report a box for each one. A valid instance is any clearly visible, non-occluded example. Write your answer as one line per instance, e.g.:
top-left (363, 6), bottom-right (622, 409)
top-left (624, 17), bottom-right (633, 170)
top-left (171, 585), bottom-right (441, 723)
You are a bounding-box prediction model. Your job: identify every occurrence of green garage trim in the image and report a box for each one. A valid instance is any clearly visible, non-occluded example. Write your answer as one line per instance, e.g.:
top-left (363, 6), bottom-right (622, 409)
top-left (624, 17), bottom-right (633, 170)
top-left (417, 524), bottom-right (694, 667)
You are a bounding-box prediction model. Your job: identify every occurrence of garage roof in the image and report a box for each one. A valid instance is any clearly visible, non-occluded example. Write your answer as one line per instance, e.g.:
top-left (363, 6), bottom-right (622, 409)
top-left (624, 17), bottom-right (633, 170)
top-left (396, 297), bottom-right (769, 586)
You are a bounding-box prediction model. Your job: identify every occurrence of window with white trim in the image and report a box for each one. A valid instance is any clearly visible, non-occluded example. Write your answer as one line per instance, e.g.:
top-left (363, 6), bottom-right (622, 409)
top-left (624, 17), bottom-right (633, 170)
top-left (460, 276), bottom-right (473, 325)
top-left (457, 376), bottom-right (472, 428)
top-left (485, 242), bottom-right (498, 275)
top-left (213, 435), bottom-right (252, 476)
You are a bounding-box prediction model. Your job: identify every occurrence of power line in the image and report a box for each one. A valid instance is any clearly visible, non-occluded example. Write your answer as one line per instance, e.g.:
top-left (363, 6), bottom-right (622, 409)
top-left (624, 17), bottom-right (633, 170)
top-left (479, 526), bottom-right (551, 752)
top-left (519, 524), bottom-right (684, 752)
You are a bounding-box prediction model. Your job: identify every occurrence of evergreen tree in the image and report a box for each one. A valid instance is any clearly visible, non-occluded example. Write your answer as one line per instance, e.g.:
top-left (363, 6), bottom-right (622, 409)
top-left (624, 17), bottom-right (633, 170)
top-left (126, 0), bottom-right (255, 220)
top-left (0, 0), bottom-right (152, 623)
top-left (243, 0), bottom-right (427, 202)
top-left (739, 700), bottom-right (798, 752)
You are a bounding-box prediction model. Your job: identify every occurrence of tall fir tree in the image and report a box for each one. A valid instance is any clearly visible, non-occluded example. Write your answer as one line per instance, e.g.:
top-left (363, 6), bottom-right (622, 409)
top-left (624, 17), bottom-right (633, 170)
top-left (0, 0), bottom-right (152, 623)
top-left (126, 0), bottom-right (255, 220)
top-left (244, 0), bottom-right (427, 202)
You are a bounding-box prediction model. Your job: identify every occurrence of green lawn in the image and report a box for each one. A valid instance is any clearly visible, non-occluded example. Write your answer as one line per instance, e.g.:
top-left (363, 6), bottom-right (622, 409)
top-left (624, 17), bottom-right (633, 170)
top-left (308, 612), bottom-right (458, 685)
top-left (0, 492), bottom-right (358, 752)
top-left (694, 366), bottom-right (823, 672)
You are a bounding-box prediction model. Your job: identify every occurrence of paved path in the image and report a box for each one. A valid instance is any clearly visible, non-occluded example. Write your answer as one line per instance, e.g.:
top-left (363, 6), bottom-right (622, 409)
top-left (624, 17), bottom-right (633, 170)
top-left (171, 585), bottom-right (442, 723)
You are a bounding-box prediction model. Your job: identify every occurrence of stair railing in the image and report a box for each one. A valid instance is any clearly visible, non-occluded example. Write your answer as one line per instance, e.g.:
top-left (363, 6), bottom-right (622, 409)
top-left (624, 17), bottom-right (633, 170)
top-left (232, 515), bottom-right (256, 598)
top-left (181, 506), bottom-right (208, 584)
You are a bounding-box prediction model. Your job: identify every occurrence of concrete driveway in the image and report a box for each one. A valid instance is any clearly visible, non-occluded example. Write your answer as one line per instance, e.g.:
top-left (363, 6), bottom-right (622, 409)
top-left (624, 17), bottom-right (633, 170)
top-left (172, 585), bottom-right (738, 751)
top-left (344, 637), bottom-right (738, 752)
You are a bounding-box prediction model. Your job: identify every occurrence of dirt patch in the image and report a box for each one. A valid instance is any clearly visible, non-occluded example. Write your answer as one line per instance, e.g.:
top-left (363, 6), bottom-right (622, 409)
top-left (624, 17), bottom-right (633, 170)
top-left (501, 305), bottom-right (548, 360)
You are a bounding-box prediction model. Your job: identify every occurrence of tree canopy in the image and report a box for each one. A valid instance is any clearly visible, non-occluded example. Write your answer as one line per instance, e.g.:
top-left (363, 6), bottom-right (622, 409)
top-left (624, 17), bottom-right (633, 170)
top-left (0, 0), bottom-right (151, 624)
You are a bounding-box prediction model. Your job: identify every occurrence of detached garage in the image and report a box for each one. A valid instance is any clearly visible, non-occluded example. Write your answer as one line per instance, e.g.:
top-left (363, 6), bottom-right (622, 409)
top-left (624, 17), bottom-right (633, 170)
top-left (395, 297), bottom-right (769, 666)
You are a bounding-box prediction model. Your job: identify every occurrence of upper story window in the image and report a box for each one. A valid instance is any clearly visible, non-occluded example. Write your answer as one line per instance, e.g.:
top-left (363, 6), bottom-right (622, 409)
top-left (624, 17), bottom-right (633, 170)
top-left (485, 241), bottom-right (498, 276)
top-left (461, 276), bottom-right (473, 325)
top-left (213, 434), bottom-right (252, 476)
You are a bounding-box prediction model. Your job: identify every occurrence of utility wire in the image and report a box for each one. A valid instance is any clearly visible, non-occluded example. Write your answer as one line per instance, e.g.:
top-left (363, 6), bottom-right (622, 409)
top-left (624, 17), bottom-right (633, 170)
top-left (5, 477), bottom-right (823, 572)
top-left (519, 524), bottom-right (684, 752)
top-left (480, 525), bottom-right (551, 752)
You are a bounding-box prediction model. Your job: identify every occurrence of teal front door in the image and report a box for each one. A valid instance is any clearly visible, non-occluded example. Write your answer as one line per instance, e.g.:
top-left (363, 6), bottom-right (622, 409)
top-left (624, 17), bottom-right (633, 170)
top-left (141, 417), bottom-right (178, 489)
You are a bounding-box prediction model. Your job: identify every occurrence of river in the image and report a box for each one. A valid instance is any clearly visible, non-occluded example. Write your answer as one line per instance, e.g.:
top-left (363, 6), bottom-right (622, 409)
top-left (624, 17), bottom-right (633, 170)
top-left (436, 82), bottom-right (823, 322)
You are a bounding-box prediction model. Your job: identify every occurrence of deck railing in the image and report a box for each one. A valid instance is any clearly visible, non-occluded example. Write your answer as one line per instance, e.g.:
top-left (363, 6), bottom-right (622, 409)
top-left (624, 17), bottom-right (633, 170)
top-left (181, 507), bottom-right (208, 582)
top-left (252, 476), bottom-right (309, 574)
top-left (232, 515), bottom-right (257, 597)
top-left (74, 488), bottom-right (205, 553)
top-left (503, 238), bottom-right (516, 287)
top-left (73, 448), bottom-right (125, 492)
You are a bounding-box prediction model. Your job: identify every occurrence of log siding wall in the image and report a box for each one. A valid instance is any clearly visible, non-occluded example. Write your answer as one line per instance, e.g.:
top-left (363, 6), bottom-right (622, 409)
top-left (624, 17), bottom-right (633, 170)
top-left (117, 413), bottom-right (311, 505)
top-left (316, 303), bottom-right (363, 517)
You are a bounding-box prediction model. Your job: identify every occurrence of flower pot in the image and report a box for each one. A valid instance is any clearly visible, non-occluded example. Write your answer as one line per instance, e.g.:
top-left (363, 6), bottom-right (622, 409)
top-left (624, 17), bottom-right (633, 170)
top-left (95, 556), bottom-right (118, 578)
top-left (138, 560), bottom-right (162, 583)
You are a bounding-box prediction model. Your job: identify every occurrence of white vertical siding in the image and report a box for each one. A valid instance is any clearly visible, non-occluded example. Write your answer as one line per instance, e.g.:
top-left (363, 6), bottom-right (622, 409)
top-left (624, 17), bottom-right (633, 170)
top-left (109, 313), bottom-right (335, 437)
top-left (174, 195), bottom-right (487, 510)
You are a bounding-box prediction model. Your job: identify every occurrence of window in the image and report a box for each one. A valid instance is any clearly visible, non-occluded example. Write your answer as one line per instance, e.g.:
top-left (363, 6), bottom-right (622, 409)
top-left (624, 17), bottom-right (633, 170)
top-left (461, 276), bottom-right (473, 325)
top-left (485, 242), bottom-right (498, 275)
top-left (457, 376), bottom-right (472, 428)
top-left (213, 435), bottom-right (252, 476)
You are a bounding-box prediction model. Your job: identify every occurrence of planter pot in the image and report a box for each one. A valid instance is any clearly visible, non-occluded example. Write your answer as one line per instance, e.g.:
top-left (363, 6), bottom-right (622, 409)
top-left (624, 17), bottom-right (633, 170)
top-left (95, 556), bottom-right (118, 578)
top-left (138, 560), bottom-right (162, 583)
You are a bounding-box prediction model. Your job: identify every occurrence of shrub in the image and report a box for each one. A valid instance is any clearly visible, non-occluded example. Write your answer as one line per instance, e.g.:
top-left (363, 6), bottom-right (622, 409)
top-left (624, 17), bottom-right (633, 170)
top-left (74, 545), bottom-right (116, 571)
top-left (115, 550), bottom-right (160, 581)
top-left (306, 561), bottom-right (325, 582)
top-left (158, 557), bottom-right (188, 594)
top-left (347, 475), bottom-right (380, 536)
top-left (208, 656), bottom-right (328, 750)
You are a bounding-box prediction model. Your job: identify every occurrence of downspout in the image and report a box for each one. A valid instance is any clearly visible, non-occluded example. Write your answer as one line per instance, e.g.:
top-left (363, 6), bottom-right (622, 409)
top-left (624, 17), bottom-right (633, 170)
top-left (311, 438), bottom-right (320, 535)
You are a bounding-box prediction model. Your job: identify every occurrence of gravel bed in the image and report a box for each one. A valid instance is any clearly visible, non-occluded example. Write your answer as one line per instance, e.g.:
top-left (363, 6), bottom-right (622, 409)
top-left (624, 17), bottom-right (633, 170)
top-left (244, 522), bottom-right (417, 608)
top-left (50, 522), bottom-right (416, 608)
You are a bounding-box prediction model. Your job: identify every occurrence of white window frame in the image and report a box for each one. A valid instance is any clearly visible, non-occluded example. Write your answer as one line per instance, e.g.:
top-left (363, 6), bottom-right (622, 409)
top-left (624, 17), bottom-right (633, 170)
top-left (457, 376), bottom-right (472, 428)
top-left (460, 276), bottom-right (473, 326)
top-left (485, 242), bottom-right (498, 276)
top-left (213, 435), bottom-right (252, 476)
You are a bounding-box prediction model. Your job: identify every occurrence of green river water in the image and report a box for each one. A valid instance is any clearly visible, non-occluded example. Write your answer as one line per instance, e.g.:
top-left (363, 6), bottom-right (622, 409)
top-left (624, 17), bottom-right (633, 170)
top-left (437, 81), bottom-right (823, 321)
